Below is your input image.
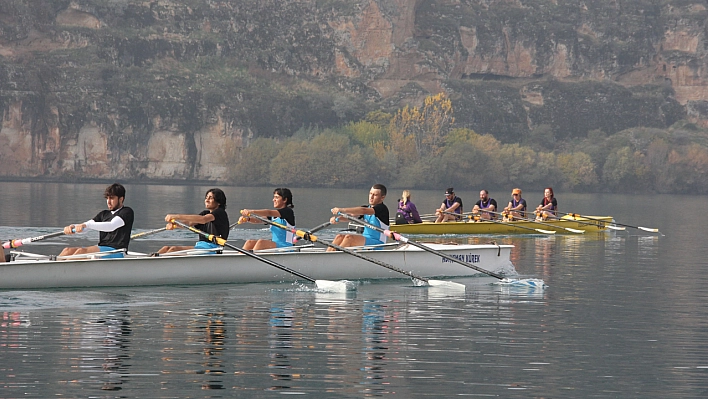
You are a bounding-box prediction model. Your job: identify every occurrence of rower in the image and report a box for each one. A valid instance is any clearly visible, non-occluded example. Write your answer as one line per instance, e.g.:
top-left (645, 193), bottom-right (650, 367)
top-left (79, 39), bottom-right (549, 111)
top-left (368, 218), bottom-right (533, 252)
top-left (157, 188), bottom-right (229, 255)
top-left (535, 187), bottom-right (558, 221)
top-left (503, 188), bottom-right (527, 221)
top-left (239, 188), bottom-right (296, 251)
top-left (60, 183), bottom-right (134, 259)
top-left (435, 187), bottom-right (463, 223)
top-left (472, 190), bottom-right (497, 221)
top-left (328, 184), bottom-right (389, 250)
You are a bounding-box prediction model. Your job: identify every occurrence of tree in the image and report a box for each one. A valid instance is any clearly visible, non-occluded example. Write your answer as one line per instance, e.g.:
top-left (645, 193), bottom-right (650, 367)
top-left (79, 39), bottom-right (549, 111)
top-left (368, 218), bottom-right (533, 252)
top-left (230, 138), bottom-right (279, 186)
top-left (390, 92), bottom-right (455, 160)
top-left (556, 152), bottom-right (599, 191)
top-left (602, 147), bottom-right (648, 192)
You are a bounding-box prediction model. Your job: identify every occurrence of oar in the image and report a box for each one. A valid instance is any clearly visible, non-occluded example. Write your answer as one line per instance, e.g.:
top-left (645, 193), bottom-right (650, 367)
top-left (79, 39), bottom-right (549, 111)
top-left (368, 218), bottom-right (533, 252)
top-left (487, 210), bottom-right (584, 234)
top-left (559, 211), bottom-right (662, 234)
top-left (169, 219), bottom-right (352, 292)
top-left (294, 221), bottom-right (332, 243)
top-left (339, 213), bottom-right (546, 287)
top-left (242, 212), bottom-right (465, 289)
top-left (2, 230), bottom-right (67, 249)
top-left (440, 211), bottom-right (556, 235)
top-left (536, 210), bottom-right (624, 231)
top-left (131, 227), bottom-right (168, 239)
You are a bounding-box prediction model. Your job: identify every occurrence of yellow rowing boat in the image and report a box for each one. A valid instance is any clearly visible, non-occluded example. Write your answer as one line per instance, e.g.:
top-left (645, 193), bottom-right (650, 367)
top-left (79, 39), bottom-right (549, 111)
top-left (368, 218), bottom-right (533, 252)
top-left (390, 215), bottom-right (614, 235)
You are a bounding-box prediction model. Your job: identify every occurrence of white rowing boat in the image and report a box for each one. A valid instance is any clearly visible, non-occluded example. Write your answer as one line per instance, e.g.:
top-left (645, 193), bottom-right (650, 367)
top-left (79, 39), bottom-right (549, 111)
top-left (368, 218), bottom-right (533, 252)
top-left (1, 243), bottom-right (516, 290)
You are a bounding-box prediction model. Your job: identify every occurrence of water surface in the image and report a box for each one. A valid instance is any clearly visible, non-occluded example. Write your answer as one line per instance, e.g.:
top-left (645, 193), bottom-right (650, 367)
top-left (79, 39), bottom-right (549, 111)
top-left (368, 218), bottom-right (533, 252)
top-left (0, 182), bottom-right (706, 398)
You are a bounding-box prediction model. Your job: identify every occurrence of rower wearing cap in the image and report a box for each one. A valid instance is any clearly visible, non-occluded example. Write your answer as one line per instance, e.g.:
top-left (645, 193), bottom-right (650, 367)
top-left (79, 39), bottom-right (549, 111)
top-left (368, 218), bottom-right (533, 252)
top-left (435, 187), bottom-right (463, 223)
top-left (503, 188), bottom-right (527, 221)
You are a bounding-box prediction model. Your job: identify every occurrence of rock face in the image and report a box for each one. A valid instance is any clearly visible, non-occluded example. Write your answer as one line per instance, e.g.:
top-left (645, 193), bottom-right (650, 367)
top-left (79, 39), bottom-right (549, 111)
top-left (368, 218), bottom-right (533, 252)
top-left (0, 0), bottom-right (704, 181)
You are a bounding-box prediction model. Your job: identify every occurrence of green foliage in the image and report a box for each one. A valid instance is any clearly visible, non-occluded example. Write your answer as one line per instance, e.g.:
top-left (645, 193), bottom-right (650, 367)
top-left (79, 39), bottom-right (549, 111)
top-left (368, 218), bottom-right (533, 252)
top-left (557, 152), bottom-right (599, 191)
top-left (526, 124), bottom-right (555, 151)
top-left (365, 111), bottom-right (393, 127)
top-left (342, 121), bottom-right (388, 147)
top-left (602, 147), bottom-right (649, 192)
top-left (230, 138), bottom-right (279, 186)
top-left (269, 132), bottom-right (372, 187)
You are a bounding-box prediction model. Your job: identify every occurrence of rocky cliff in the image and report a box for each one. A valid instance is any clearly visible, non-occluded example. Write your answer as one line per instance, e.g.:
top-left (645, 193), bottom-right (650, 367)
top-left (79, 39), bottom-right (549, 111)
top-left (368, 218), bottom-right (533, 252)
top-left (0, 0), bottom-right (705, 181)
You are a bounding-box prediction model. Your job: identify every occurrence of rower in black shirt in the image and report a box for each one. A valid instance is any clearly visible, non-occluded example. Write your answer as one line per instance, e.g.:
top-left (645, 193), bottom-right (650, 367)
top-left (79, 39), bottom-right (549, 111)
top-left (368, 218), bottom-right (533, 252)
top-left (157, 188), bottom-right (230, 254)
top-left (61, 183), bottom-right (134, 259)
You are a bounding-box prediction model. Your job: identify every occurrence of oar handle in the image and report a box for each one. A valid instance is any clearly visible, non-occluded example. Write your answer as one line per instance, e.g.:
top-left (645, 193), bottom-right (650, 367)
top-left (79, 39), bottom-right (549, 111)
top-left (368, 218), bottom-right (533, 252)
top-left (169, 219), bottom-right (317, 283)
top-left (339, 213), bottom-right (504, 280)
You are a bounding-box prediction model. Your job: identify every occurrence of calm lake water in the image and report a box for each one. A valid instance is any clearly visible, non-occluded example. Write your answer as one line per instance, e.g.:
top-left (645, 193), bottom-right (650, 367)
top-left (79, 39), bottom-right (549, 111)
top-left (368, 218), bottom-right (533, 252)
top-left (0, 182), bottom-right (706, 398)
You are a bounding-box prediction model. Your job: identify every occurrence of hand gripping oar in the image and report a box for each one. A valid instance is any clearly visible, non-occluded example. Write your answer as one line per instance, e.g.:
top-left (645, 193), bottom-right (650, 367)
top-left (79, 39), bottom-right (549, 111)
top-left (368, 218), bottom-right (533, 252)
top-left (242, 212), bottom-right (465, 289)
top-left (340, 213), bottom-right (546, 288)
top-left (559, 211), bottom-right (662, 234)
top-left (169, 219), bottom-right (352, 292)
top-left (488, 210), bottom-right (584, 234)
top-left (2, 230), bottom-right (67, 249)
top-left (441, 211), bottom-right (556, 235)
top-left (131, 227), bottom-right (168, 239)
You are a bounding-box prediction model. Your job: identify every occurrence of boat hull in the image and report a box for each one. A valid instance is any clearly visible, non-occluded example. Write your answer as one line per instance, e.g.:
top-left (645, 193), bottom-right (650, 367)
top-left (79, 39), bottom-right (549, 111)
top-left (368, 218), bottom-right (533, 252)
top-left (0, 243), bottom-right (515, 289)
top-left (391, 215), bottom-right (614, 234)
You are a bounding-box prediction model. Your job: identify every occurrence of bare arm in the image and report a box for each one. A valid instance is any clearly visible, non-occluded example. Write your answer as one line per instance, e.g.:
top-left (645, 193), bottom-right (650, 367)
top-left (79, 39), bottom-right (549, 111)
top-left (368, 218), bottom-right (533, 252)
top-left (330, 206), bottom-right (373, 223)
top-left (164, 213), bottom-right (215, 229)
top-left (239, 209), bottom-right (280, 223)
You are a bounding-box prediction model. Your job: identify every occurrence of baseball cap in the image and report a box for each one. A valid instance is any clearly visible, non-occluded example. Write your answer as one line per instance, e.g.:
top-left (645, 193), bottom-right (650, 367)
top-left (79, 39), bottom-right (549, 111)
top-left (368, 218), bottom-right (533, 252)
top-left (512, 188), bottom-right (521, 195)
top-left (445, 188), bottom-right (454, 195)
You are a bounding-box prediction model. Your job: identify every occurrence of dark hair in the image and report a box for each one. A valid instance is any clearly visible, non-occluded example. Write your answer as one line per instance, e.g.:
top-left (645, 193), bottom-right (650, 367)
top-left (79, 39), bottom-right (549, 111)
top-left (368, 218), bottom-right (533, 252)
top-left (545, 187), bottom-right (554, 198)
top-left (274, 187), bottom-right (294, 208)
top-left (481, 189), bottom-right (489, 195)
top-left (372, 183), bottom-right (387, 196)
top-left (206, 188), bottom-right (227, 209)
top-left (104, 183), bottom-right (126, 199)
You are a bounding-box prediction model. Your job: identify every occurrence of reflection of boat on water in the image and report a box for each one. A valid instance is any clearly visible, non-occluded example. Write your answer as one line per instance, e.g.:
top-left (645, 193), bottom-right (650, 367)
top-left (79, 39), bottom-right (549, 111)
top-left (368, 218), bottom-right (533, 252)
top-left (389, 215), bottom-right (614, 235)
top-left (75, 310), bottom-right (132, 391)
top-left (1, 243), bottom-right (515, 289)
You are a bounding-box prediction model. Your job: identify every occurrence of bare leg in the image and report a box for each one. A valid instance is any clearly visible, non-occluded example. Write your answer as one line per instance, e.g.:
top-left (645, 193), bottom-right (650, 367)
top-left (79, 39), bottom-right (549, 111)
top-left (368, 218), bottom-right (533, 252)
top-left (59, 247), bottom-right (79, 256)
top-left (243, 240), bottom-right (258, 251)
top-left (326, 234), bottom-right (347, 251)
top-left (157, 245), bottom-right (194, 254)
top-left (339, 234), bottom-right (366, 248)
top-left (59, 246), bottom-right (100, 258)
top-left (252, 240), bottom-right (277, 251)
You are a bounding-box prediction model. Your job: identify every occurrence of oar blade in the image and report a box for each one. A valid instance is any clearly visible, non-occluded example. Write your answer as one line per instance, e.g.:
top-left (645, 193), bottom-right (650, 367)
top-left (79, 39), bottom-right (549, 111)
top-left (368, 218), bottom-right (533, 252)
top-left (536, 228), bottom-right (556, 235)
top-left (638, 226), bottom-right (660, 233)
top-left (427, 279), bottom-right (467, 290)
top-left (315, 279), bottom-right (357, 292)
top-left (498, 277), bottom-right (547, 288)
top-left (565, 228), bottom-right (585, 234)
top-left (607, 225), bottom-right (626, 231)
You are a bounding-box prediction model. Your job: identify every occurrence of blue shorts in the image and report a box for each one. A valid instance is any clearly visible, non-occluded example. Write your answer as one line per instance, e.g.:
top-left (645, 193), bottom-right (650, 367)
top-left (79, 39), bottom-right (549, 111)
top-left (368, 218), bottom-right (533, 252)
top-left (195, 241), bottom-right (221, 250)
top-left (98, 246), bottom-right (124, 259)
